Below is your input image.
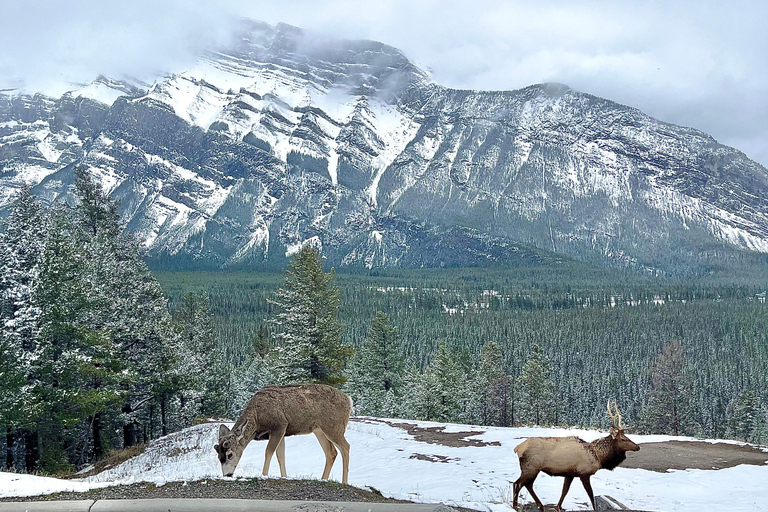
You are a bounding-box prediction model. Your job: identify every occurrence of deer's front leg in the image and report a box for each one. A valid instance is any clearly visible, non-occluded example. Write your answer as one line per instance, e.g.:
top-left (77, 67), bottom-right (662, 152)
top-left (262, 426), bottom-right (287, 477)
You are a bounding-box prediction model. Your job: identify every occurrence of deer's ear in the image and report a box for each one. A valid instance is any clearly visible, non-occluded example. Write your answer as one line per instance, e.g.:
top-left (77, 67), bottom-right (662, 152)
top-left (236, 420), bottom-right (249, 443)
top-left (609, 427), bottom-right (619, 438)
top-left (219, 424), bottom-right (231, 438)
top-left (213, 443), bottom-right (220, 453)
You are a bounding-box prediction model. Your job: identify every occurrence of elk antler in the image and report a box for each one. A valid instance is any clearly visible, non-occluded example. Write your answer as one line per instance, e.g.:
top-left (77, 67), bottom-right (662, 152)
top-left (607, 399), bottom-right (624, 429)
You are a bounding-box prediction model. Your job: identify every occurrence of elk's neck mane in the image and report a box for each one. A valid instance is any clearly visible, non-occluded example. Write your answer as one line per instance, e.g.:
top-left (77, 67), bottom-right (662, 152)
top-left (589, 435), bottom-right (627, 470)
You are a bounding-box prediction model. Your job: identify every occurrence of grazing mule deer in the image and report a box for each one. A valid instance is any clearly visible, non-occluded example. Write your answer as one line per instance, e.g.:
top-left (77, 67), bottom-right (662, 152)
top-left (512, 400), bottom-right (640, 511)
top-left (214, 384), bottom-right (352, 484)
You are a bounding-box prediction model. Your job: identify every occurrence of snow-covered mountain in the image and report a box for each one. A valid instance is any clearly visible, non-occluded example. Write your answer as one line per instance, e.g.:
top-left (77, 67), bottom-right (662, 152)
top-left (2, 20), bottom-right (767, 273)
top-left (2, 418), bottom-right (766, 512)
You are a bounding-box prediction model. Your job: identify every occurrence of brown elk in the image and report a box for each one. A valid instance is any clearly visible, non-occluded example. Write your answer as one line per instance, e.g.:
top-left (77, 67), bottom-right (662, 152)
top-left (213, 384), bottom-right (352, 484)
top-left (512, 400), bottom-right (640, 511)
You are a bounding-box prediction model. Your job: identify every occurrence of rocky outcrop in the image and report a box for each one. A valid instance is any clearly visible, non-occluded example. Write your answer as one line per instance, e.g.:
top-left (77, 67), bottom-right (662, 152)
top-left (1, 21), bottom-right (766, 275)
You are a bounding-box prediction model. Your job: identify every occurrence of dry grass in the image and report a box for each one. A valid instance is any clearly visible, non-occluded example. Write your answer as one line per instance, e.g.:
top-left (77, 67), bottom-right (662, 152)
top-left (67, 444), bottom-right (146, 479)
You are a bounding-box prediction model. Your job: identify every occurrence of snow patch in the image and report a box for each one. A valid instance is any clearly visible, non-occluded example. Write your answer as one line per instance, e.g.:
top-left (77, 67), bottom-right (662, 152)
top-left (285, 236), bottom-right (322, 257)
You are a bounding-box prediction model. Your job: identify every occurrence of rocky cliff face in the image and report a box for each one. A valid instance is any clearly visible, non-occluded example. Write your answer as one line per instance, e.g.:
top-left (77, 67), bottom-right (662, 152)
top-left (2, 20), bottom-right (767, 274)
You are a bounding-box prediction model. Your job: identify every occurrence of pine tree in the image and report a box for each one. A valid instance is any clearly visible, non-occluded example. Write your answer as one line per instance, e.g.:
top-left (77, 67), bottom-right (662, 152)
top-left (641, 339), bottom-right (697, 435)
top-left (0, 186), bottom-right (46, 429)
top-left (518, 344), bottom-right (557, 425)
top-left (269, 246), bottom-right (352, 385)
top-left (70, 169), bottom-right (178, 446)
top-left (403, 364), bottom-right (442, 421)
top-left (403, 342), bottom-right (467, 422)
top-left (344, 312), bottom-right (404, 416)
top-left (469, 341), bottom-right (513, 426)
top-left (32, 205), bottom-right (124, 471)
top-left (171, 292), bottom-right (227, 425)
top-left (729, 390), bottom-right (763, 443)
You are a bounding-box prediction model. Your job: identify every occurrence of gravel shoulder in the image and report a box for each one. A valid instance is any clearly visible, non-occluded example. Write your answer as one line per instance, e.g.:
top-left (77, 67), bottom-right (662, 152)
top-left (0, 478), bottom-right (400, 503)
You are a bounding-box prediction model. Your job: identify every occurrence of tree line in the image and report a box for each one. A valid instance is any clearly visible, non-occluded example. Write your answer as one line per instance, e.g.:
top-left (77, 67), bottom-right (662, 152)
top-left (0, 170), bottom-right (226, 473)
top-left (224, 247), bottom-right (768, 444)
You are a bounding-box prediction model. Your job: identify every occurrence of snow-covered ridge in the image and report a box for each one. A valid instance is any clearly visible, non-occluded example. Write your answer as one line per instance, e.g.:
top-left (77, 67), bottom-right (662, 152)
top-left (1, 419), bottom-right (766, 512)
top-left (2, 20), bottom-right (768, 272)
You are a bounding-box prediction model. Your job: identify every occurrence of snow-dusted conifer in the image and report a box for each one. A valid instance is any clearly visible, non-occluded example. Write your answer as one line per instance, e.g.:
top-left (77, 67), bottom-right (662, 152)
top-left (641, 339), bottom-right (697, 435)
top-left (171, 292), bottom-right (227, 425)
top-left (344, 311), bottom-right (404, 416)
top-left (518, 344), bottom-right (557, 425)
top-left (469, 341), bottom-right (513, 426)
top-left (0, 186), bottom-right (46, 423)
top-left (403, 342), bottom-right (467, 422)
top-left (269, 246), bottom-right (351, 385)
top-left (729, 390), bottom-right (765, 443)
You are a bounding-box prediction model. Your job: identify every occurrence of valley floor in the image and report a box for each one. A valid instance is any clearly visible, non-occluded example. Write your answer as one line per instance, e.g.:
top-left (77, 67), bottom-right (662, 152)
top-left (1, 419), bottom-right (766, 512)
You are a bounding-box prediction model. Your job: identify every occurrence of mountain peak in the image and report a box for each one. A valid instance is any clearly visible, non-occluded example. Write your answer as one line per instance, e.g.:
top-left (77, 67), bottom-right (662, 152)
top-left (1, 20), bottom-right (767, 275)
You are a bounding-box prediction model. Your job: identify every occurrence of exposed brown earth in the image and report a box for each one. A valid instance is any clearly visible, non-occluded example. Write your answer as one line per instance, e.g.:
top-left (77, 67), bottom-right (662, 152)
top-left (363, 419), bottom-right (500, 447)
top-left (623, 440), bottom-right (768, 472)
top-left (369, 419), bottom-right (768, 472)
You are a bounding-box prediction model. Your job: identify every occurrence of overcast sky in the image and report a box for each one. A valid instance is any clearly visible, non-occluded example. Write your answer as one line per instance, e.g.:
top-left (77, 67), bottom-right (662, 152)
top-left (2, 0), bottom-right (766, 166)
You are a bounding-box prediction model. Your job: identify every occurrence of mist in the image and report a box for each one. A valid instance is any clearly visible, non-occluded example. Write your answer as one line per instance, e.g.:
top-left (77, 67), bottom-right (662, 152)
top-left (2, 0), bottom-right (765, 166)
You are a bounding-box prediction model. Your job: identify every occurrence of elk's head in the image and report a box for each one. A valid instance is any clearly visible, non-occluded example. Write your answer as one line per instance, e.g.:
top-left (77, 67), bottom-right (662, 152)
top-left (214, 423), bottom-right (247, 476)
top-left (607, 400), bottom-right (640, 452)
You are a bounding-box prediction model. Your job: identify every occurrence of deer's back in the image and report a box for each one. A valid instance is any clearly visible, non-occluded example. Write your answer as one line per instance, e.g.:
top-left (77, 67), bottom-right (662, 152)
top-left (250, 384), bottom-right (351, 436)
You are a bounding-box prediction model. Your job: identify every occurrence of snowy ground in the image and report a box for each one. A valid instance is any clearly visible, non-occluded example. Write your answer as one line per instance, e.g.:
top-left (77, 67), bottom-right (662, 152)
top-left (1, 418), bottom-right (766, 512)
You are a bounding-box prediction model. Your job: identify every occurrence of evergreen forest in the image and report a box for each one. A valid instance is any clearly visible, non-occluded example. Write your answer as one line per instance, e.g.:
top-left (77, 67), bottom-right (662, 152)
top-left (2, 175), bottom-right (767, 475)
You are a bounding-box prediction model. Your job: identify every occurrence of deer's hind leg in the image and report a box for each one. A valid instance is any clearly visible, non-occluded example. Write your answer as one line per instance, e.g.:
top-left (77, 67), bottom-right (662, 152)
top-left (313, 429), bottom-right (338, 480)
top-left (556, 476), bottom-right (574, 512)
top-left (275, 435), bottom-right (287, 477)
top-left (322, 428), bottom-right (350, 485)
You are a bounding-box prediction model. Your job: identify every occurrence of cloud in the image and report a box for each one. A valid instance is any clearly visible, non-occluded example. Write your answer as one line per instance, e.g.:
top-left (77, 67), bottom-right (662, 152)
top-left (1, 0), bottom-right (766, 166)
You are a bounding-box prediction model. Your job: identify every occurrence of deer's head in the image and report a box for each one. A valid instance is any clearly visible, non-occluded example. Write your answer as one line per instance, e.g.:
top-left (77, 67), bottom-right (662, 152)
top-left (213, 423), bottom-right (248, 476)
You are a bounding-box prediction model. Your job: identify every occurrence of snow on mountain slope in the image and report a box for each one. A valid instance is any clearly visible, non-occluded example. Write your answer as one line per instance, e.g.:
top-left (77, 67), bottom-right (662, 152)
top-left (1, 419), bottom-right (766, 512)
top-left (2, 21), bottom-right (768, 274)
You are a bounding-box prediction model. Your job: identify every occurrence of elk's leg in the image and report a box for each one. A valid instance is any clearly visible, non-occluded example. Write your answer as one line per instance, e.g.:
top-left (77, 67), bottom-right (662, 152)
top-left (556, 476), bottom-right (574, 512)
top-left (313, 429), bottom-right (338, 480)
top-left (580, 475), bottom-right (596, 510)
top-left (275, 436), bottom-right (287, 477)
top-left (514, 471), bottom-right (543, 512)
top-left (512, 478), bottom-right (523, 509)
top-left (262, 426), bottom-right (286, 477)
top-left (524, 477), bottom-right (544, 512)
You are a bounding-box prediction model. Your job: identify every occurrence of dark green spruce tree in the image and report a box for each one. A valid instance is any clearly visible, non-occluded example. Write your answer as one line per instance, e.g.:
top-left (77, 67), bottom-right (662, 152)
top-left (344, 311), bottom-right (404, 416)
top-left (518, 344), bottom-right (557, 425)
top-left (641, 339), bottom-right (698, 436)
top-left (269, 246), bottom-right (352, 385)
top-left (468, 341), bottom-right (514, 426)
